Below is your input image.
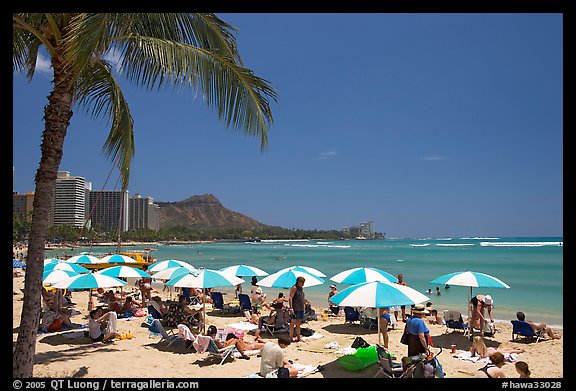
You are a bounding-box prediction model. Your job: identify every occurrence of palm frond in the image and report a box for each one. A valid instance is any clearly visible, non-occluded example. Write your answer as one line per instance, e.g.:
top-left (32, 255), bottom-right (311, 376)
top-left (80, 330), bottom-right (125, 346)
top-left (74, 57), bottom-right (134, 188)
top-left (118, 36), bottom-right (277, 148)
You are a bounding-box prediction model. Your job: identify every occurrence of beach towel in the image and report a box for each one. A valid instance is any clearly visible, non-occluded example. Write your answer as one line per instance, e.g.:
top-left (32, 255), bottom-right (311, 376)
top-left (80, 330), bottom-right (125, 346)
top-left (192, 335), bottom-right (212, 353)
top-left (177, 324), bottom-right (195, 341)
top-left (225, 322), bottom-right (258, 332)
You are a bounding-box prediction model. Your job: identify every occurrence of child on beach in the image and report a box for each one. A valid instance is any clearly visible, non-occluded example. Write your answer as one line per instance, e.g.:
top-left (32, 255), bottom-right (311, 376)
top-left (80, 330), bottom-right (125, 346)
top-left (515, 361), bottom-right (531, 378)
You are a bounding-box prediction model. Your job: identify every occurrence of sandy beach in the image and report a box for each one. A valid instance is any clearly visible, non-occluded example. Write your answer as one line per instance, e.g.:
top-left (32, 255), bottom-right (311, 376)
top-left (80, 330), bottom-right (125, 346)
top-left (12, 275), bottom-right (562, 380)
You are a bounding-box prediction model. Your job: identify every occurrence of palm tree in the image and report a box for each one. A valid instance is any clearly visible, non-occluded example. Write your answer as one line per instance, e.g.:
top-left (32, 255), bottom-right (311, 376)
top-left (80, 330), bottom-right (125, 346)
top-left (13, 13), bottom-right (277, 377)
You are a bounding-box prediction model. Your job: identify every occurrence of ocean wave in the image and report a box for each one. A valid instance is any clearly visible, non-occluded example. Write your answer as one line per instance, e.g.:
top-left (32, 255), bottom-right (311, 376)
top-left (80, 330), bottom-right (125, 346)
top-left (480, 241), bottom-right (563, 247)
top-left (410, 243), bottom-right (430, 247)
top-left (436, 243), bottom-right (475, 247)
top-left (461, 237), bottom-right (501, 240)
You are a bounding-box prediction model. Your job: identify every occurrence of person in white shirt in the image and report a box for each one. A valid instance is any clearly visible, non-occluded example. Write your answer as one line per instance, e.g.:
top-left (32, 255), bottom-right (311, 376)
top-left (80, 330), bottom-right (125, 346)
top-left (259, 335), bottom-right (298, 378)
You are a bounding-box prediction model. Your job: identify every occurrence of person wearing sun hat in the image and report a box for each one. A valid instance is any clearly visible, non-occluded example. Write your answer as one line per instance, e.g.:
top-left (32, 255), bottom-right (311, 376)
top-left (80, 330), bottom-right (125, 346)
top-left (405, 303), bottom-right (430, 356)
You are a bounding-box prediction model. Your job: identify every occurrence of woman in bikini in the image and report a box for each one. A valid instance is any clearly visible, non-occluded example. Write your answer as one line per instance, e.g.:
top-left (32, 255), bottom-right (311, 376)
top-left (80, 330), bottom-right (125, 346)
top-left (474, 352), bottom-right (506, 378)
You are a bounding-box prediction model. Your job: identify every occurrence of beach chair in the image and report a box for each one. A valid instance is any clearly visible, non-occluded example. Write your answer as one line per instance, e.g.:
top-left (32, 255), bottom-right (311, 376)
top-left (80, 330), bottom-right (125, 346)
top-left (444, 310), bottom-right (469, 336)
top-left (150, 319), bottom-right (180, 345)
top-left (344, 307), bottom-right (361, 324)
top-left (263, 307), bottom-right (291, 336)
top-left (511, 320), bottom-right (543, 343)
top-left (238, 293), bottom-right (253, 319)
top-left (193, 335), bottom-right (236, 365)
top-left (373, 344), bottom-right (403, 378)
top-left (210, 291), bottom-right (225, 313)
top-left (147, 303), bottom-right (164, 319)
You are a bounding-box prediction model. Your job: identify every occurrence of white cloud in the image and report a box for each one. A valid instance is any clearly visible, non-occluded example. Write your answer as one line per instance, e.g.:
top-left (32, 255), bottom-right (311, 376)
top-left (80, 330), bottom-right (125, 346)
top-left (35, 53), bottom-right (52, 74)
top-left (316, 150), bottom-right (337, 160)
top-left (422, 156), bottom-right (447, 161)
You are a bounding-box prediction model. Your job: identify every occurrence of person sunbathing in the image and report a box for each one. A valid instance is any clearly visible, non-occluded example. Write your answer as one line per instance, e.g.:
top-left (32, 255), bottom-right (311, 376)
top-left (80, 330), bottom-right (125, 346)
top-left (470, 336), bottom-right (525, 358)
top-left (206, 325), bottom-right (265, 360)
top-left (39, 307), bottom-right (77, 332)
top-left (88, 307), bottom-right (120, 343)
top-left (516, 311), bottom-right (561, 340)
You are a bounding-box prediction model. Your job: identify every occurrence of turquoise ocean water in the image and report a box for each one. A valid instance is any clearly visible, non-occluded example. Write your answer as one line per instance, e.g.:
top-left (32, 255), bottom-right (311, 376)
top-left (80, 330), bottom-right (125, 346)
top-left (47, 237), bottom-right (563, 328)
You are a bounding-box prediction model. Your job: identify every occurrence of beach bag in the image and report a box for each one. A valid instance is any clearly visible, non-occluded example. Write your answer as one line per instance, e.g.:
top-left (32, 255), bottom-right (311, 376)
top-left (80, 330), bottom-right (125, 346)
top-left (351, 336), bottom-right (370, 349)
top-left (133, 308), bottom-right (146, 317)
top-left (400, 325), bottom-right (409, 345)
top-left (300, 328), bottom-right (314, 337)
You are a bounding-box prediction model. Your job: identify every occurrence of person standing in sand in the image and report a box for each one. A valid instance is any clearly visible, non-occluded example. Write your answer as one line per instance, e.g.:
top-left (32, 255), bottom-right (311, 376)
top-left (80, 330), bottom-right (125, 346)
top-left (289, 276), bottom-right (306, 342)
top-left (395, 273), bottom-right (407, 321)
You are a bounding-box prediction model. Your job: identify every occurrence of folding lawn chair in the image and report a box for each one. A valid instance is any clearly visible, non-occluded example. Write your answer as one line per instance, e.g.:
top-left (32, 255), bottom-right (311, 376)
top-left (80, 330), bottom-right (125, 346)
top-left (263, 307), bottom-right (291, 336)
top-left (443, 310), bottom-right (469, 336)
top-left (373, 344), bottom-right (403, 378)
top-left (210, 291), bottom-right (225, 313)
top-left (193, 335), bottom-right (236, 365)
top-left (344, 306), bottom-right (361, 324)
top-left (511, 320), bottom-right (544, 343)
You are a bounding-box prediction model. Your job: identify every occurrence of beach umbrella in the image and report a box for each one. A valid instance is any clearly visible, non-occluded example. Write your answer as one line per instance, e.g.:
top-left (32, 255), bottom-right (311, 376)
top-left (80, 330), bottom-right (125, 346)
top-left (96, 265), bottom-right (150, 279)
top-left (43, 258), bottom-right (63, 265)
top-left (165, 269), bottom-right (244, 332)
top-left (64, 254), bottom-right (103, 264)
top-left (330, 267), bottom-right (398, 285)
top-left (99, 254), bottom-right (138, 264)
top-left (219, 264), bottom-right (269, 277)
top-left (150, 266), bottom-right (193, 280)
top-left (13, 259), bottom-right (26, 268)
top-left (329, 280), bottom-right (430, 345)
top-left (44, 261), bottom-right (89, 274)
top-left (258, 268), bottom-right (325, 288)
top-left (276, 265), bottom-right (327, 278)
top-left (52, 273), bottom-right (128, 290)
top-left (52, 272), bottom-right (128, 311)
top-left (429, 271), bottom-right (510, 339)
top-left (42, 269), bottom-right (79, 286)
top-left (147, 259), bottom-right (195, 273)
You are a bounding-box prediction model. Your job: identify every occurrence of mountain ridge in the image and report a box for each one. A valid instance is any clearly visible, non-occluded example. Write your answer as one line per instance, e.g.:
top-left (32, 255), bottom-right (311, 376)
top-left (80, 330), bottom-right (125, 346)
top-left (157, 193), bottom-right (269, 230)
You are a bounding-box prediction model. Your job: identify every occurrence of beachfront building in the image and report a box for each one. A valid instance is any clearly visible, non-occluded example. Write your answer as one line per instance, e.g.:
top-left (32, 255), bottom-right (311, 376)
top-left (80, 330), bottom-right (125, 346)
top-left (13, 192), bottom-right (34, 222)
top-left (50, 171), bottom-right (87, 228)
top-left (359, 221), bottom-right (375, 239)
top-left (88, 190), bottom-right (129, 232)
top-left (129, 194), bottom-right (160, 231)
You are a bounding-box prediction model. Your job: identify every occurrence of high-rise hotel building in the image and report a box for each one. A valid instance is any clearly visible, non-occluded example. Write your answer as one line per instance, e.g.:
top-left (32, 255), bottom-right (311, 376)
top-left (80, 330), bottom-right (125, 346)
top-left (50, 171), bottom-right (87, 228)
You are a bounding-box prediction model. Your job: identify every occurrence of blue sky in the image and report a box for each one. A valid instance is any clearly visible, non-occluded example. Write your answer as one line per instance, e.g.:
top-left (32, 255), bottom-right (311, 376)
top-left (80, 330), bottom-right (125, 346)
top-left (12, 13), bottom-right (563, 238)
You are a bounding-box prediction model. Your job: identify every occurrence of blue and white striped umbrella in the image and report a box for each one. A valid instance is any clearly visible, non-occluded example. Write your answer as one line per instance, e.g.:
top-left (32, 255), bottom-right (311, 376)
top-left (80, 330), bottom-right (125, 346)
top-left (276, 265), bottom-right (327, 278)
top-left (99, 254), bottom-right (138, 264)
top-left (429, 271), bottom-right (510, 289)
top-left (43, 269), bottom-right (79, 286)
top-left (429, 271), bottom-right (510, 338)
top-left (147, 259), bottom-right (195, 272)
top-left (13, 259), bottom-right (26, 268)
top-left (258, 268), bottom-right (325, 288)
top-left (165, 269), bottom-right (243, 289)
top-left (44, 261), bottom-right (89, 274)
top-left (329, 281), bottom-right (430, 308)
top-left (330, 267), bottom-right (398, 285)
top-left (65, 254), bottom-right (103, 265)
top-left (51, 273), bottom-right (127, 290)
top-left (96, 265), bottom-right (150, 279)
top-left (219, 264), bottom-right (269, 277)
top-left (329, 281), bottom-right (430, 345)
top-left (150, 266), bottom-right (193, 281)
top-left (44, 258), bottom-right (63, 265)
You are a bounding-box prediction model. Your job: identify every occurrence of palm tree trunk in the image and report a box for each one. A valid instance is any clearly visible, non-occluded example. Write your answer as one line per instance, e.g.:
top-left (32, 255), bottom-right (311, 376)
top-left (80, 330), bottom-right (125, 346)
top-left (13, 56), bottom-right (74, 378)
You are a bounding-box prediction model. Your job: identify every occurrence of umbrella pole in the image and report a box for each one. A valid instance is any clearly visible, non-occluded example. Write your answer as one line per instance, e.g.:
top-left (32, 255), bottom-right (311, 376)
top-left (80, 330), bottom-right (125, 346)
top-left (377, 308), bottom-right (382, 346)
top-left (468, 287), bottom-right (473, 341)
